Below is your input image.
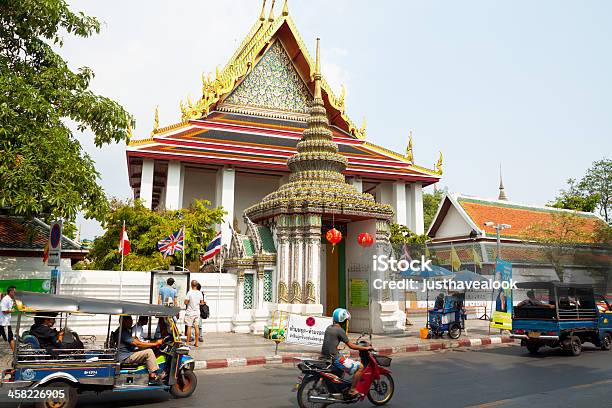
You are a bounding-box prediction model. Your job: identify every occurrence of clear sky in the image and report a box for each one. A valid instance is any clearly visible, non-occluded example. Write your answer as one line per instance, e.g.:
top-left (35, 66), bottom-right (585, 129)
top-left (63, 0), bottom-right (612, 239)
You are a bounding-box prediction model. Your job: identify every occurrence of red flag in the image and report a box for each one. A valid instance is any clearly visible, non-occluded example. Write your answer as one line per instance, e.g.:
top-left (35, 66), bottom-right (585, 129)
top-left (119, 223), bottom-right (130, 256)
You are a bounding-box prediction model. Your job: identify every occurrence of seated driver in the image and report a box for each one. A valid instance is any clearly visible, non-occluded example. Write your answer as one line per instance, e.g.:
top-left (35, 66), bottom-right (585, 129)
top-left (117, 316), bottom-right (164, 384)
top-left (321, 308), bottom-right (373, 398)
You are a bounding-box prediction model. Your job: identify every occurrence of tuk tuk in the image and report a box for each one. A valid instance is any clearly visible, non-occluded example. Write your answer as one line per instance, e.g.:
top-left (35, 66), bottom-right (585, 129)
top-left (427, 293), bottom-right (466, 339)
top-left (0, 291), bottom-right (197, 408)
top-left (511, 282), bottom-right (612, 356)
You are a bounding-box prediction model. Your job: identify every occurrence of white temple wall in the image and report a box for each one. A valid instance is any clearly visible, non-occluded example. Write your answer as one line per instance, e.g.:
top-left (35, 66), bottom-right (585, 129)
top-left (234, 172), bottom-right (281, 233)
top-left (181, 166), bottom-right (217, 208)
top-left (434, 203), bottom-right (473, 238)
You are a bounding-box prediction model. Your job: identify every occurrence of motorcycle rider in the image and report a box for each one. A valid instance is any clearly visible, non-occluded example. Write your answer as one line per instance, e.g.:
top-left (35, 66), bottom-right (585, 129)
top-left (321, 308), bottom-right (373, 398)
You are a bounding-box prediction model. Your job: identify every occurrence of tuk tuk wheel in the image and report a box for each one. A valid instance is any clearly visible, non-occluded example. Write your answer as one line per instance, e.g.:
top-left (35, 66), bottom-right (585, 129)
top-left (569, 336), bottom-right (582, 356)
top-left (448, 323), bottom-right (462, 339)
top-left (601, 332), bottom-right (612, 351)
top-left (526, 343), bottom-right (540, 354)
top-left (34, 382), bottom-right (77, 408)
top-left (170, 369), bottom-right (197, 398)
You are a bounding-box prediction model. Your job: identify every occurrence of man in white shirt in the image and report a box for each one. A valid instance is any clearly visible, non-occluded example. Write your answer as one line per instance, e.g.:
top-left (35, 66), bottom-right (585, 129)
top-left (184, 280), bottom-right (204, 347)
top-left (0, 286), bottom-right (15, 351)
top-left (132, 316), bottom-right (149, 341)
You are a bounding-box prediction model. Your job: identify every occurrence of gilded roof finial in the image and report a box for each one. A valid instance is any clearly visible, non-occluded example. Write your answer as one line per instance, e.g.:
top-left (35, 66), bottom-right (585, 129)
top-left (436, 151), bottom-right (443, 174)
top-left (268, 0), bottom-right (275, 22)
top-left (127, 122), bottom-right (133, 142)
top-left (259, 0), bottom-right (267, 21)
top-left (314, 38), bottom-right (322, 99)
top-left (498, 164), bottom-right (508, 200)
top-left (360, 116), bottom-right (367, 136)
top-left (151, 105), bottom-right (159, 135)
top-left (282, 0), bottom-right (289, 16)
top-left (405, 130), bottom-right (414, 162)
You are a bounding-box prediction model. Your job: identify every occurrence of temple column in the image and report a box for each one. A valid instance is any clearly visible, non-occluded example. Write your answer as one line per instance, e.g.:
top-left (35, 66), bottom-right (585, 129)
top-left (392, 181), bottom-right (407, 226)
top-left (140, 159), bottom-right (154, 209)
top-left (406, 183), bottom-right (424, 234)
top-left (216, 166), bottom-right (235, 246)
top-left (165, 160), bottom-right (184, 210)
top-left (276, 220), bottom-right (290, 303)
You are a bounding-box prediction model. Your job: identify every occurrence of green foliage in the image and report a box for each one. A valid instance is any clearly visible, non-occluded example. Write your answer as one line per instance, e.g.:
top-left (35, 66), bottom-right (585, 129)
top-left (549, 159), bottom-right (611, 223)
top-left (423, 189), bottom-right (444, 231)
top-left (580, 159), bottom-right (611, 223)
top-left (82, 199), bottom-right (224, 271)
top-left (389, 223), bottom-right (428, 246)
top-left (0, 0), bottom-right (133, 225)
top-left (549, 179), bottom-right (599, 213)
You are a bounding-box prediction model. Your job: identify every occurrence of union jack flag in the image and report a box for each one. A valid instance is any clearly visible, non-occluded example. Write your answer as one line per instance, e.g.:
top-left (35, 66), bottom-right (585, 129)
top-left (157, 228), bottom-right (185, 259)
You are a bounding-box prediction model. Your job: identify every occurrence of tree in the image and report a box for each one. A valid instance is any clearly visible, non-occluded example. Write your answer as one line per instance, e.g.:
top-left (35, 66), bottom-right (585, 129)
top-left (579, 159), bottom-right (611, 223)
top-left (549, 179), bottom-right (599, 213)
top-left (0, 1), bottom-right (133, 225)
top-left (81, 199), bottom-right (224, 271)
top-left (423, 189), bottom-right (443, 231)
top-left (522, 212), bottom-right (593, 282)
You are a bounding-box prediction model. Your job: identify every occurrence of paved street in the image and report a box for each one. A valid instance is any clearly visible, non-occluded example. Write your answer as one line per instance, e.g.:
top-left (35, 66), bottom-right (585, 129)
top-left (40, 343), bottom-right (612, 408)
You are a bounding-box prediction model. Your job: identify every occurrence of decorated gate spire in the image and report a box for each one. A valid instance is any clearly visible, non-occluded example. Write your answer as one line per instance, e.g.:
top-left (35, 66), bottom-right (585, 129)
top-left (245, 38), bottom-right (393, 221)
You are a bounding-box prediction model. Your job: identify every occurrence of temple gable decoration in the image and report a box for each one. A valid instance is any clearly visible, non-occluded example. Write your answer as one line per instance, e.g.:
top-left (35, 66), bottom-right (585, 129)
top-left (223, 40), bottom-right (311, 115)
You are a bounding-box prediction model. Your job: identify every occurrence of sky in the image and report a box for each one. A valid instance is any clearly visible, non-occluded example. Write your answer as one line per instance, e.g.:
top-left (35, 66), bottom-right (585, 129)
top-left (62, 0), bottom-right (612, 239)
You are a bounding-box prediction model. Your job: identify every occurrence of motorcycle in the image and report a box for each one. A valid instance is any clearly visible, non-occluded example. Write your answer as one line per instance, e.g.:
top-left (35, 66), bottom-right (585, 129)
top-left (294, 337), bottom-right (394, 407)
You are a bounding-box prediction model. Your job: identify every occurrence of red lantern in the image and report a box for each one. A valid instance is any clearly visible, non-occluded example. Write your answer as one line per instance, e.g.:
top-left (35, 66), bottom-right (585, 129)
top-left (326, 228), bottom-right (342, 248)
top-left (358, 232), bottom-right (374, 247)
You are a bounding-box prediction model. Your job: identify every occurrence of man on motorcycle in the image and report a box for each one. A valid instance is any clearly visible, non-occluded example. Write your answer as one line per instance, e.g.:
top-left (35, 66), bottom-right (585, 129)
top-left (321, 308), bottom-right (373, 398)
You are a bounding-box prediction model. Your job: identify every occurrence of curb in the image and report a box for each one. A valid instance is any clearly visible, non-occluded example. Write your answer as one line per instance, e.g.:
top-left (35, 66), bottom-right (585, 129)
top-left (193, 336), bottom-right (516, 371)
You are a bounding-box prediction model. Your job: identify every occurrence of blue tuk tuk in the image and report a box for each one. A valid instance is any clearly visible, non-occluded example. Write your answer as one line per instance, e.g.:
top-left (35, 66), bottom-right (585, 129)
top-left (427, 293), bottom-right (466, 339)
top-left (511, 282), bottom-right (612, 356)
top-left (0, 291), bottom-right (197, 408)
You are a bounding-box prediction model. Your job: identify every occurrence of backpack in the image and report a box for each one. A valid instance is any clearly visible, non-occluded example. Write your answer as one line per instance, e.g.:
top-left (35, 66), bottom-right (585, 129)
top-left (200, 303), bottom-right (210, 319)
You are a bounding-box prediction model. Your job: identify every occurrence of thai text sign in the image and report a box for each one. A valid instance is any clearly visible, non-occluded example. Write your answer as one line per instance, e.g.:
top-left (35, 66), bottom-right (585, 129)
top-left (350, 279), bottom-right (369, 307)
top-left (285, 314), bottom-right (333, 347)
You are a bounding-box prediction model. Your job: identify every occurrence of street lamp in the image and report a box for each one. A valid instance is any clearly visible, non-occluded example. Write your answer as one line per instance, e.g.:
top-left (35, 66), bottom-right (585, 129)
top-left (484, 222), bottom-right (511, 260)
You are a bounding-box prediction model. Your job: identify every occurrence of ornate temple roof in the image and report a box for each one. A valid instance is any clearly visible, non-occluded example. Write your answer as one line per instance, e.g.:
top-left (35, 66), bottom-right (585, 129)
top-left (428, 193), bottom-right (608, 244)
top-left (244, 39), bottom-right (394, 223)
top-left (126, 0), bottom-right (442, 193)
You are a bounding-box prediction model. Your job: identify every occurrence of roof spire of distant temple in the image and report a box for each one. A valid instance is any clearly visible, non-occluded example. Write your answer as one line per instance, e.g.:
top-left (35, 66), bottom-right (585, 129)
top-left (259, 0), bottom-right (267, 21)
top-left (151, 105), bottom-right (159, 135)
top-left (282, 0), bottom-right (289, 16)
top-left (405, 130), bottom-right (414, 162)
top-left (268, 0), bottom-right (275, 22)
top-left (498, 164), bottom-right (508, 200)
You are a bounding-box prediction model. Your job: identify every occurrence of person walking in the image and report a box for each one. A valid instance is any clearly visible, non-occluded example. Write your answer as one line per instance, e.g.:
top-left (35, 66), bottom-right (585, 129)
top-left (184, 280), bottom-right (204, 347)
top-left (196, 283), bottom-right (207, 343)
top-left (158, 278), bottom-right (178, 306)
top-left (0, 286), bottom-right (16, 351)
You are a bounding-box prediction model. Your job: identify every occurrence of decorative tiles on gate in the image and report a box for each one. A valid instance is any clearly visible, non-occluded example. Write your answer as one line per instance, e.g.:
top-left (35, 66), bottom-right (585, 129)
top-left (224, 40), bottom-right (311, 114)
top-left (263, 270), bottom-right (273, 302)
top-left (243, 273), bottom-right (254, 309)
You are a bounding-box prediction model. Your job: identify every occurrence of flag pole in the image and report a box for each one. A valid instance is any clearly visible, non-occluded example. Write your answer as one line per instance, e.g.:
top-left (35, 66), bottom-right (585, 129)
top-left (120, 220), bottom-right (125, 300)
top-left (182, 225), bottom-right (186, 272)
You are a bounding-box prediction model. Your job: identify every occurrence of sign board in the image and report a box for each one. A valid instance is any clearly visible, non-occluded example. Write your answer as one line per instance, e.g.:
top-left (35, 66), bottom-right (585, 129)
top-left (48, 221), bottom-right (62, 267)
top-left (350, 279), bottom-right (369, 307)
top-left (285, 314), bottom-right (333, 347)
top-left (491, 259), bottom-right (513, 330)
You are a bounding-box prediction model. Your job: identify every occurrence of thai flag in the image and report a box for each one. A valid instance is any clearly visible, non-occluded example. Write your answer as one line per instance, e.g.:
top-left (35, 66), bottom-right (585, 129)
top-left (157, 228), bottom-right (184, 259)
top-left (201, 232), bottom-right (222, 263)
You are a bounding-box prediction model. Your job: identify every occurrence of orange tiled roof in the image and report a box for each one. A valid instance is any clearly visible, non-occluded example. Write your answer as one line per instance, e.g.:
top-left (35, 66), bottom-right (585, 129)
top-left (457, 197), bottom-right (606, 243)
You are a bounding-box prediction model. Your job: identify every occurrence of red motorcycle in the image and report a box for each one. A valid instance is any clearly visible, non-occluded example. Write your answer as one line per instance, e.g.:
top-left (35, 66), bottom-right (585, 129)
top-left (294, 338), bottom-right (394, 407)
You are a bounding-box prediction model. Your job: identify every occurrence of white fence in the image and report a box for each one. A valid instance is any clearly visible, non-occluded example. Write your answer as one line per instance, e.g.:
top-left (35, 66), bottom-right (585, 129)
top-left (1, 270), bottom-right (237, 336)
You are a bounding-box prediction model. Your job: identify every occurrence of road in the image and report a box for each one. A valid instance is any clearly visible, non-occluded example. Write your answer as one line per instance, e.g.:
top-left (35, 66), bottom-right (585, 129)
top-left (11, 344), bottom-right (612, 408)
